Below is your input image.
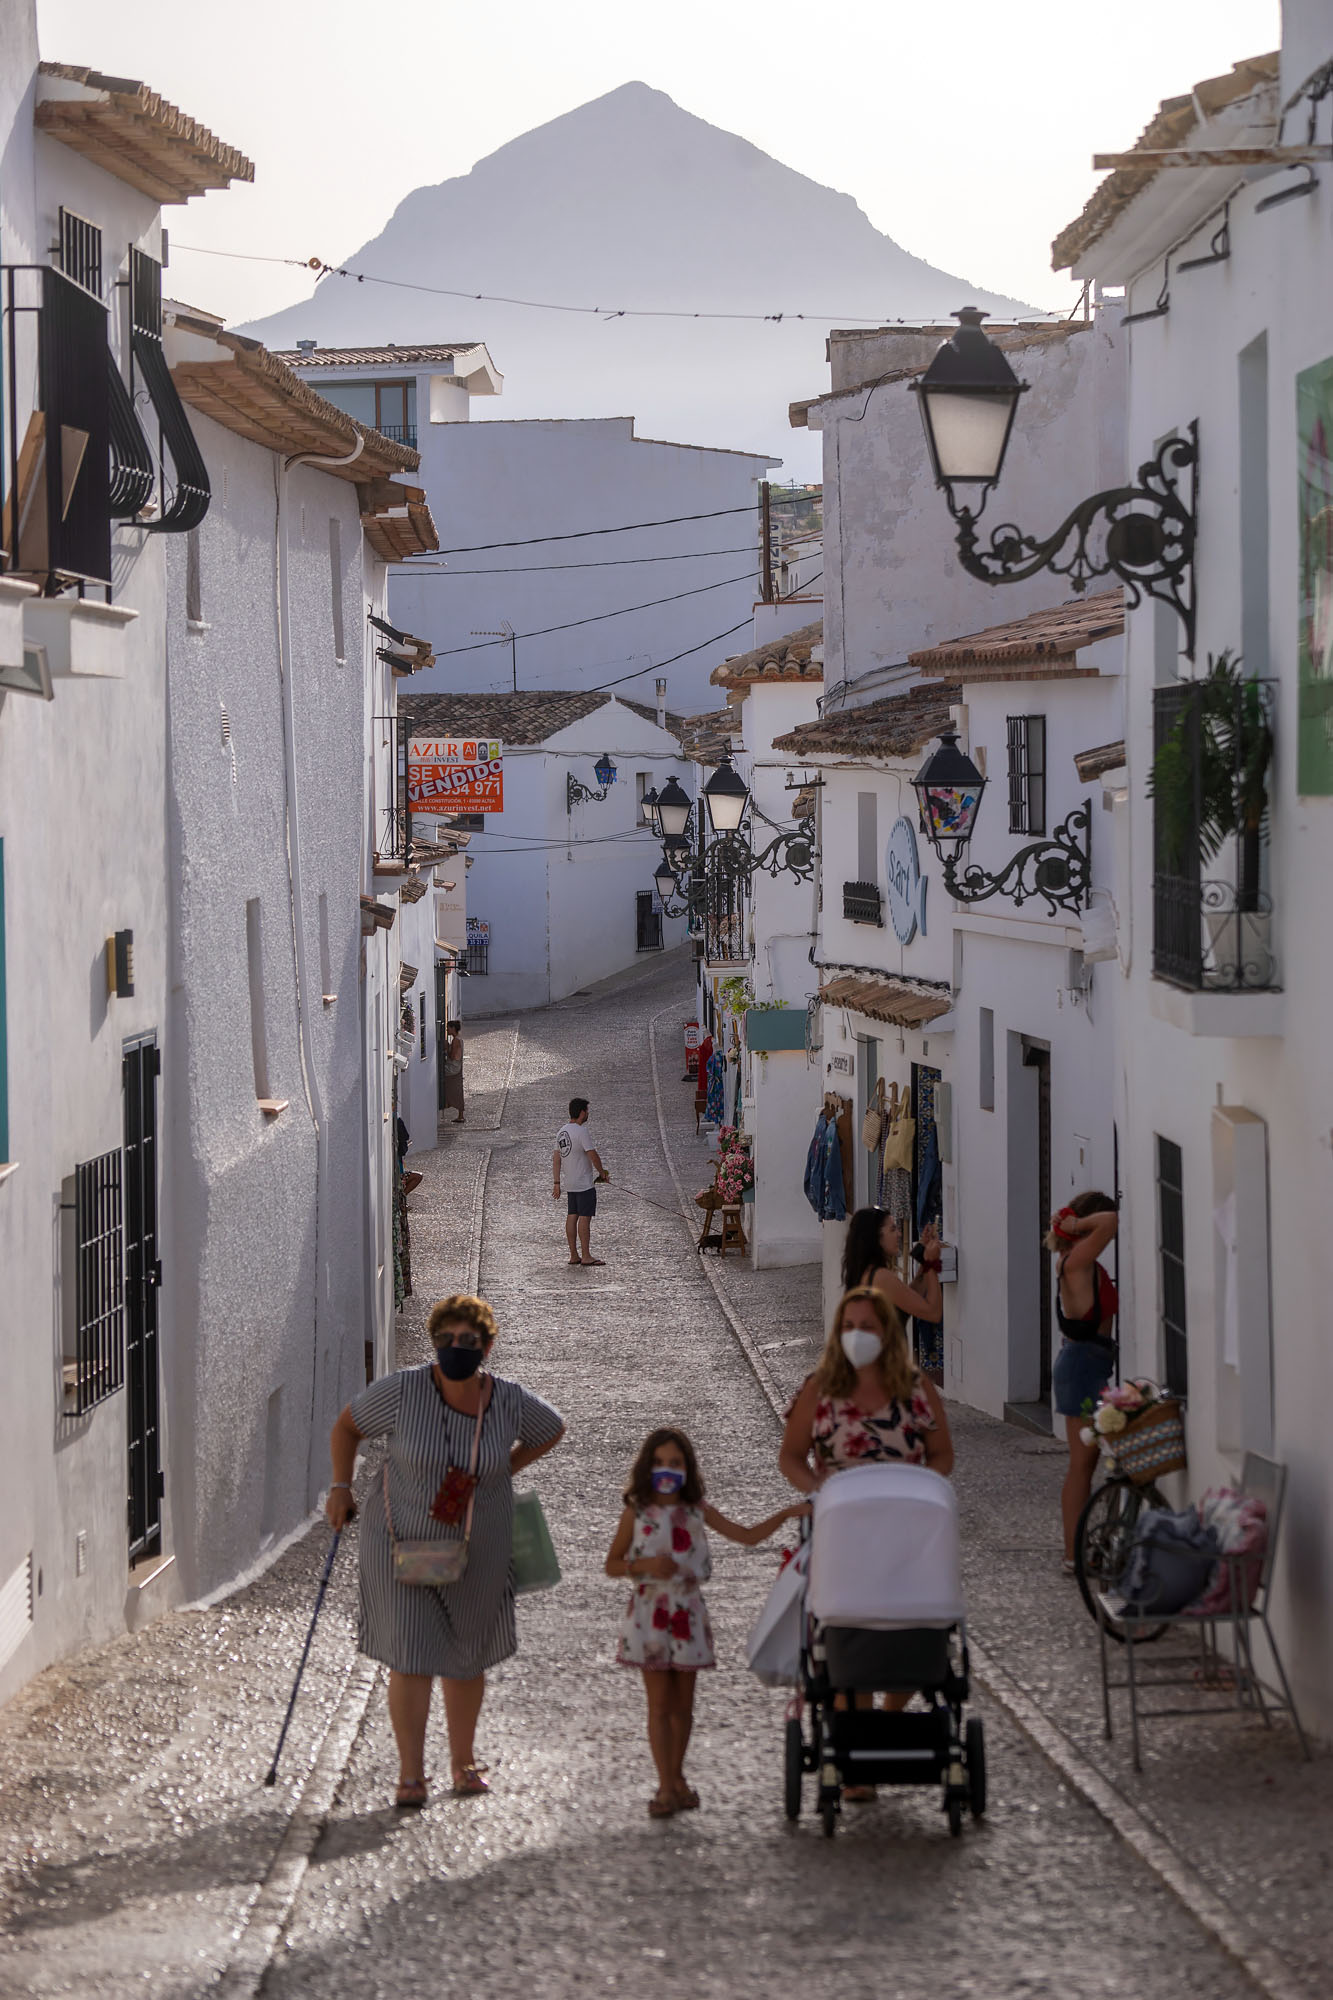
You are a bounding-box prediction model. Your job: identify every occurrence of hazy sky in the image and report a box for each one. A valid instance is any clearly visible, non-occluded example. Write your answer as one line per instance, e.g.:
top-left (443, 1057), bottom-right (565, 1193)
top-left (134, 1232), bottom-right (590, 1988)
top-left (38, 0), bottom-right (1279, 326)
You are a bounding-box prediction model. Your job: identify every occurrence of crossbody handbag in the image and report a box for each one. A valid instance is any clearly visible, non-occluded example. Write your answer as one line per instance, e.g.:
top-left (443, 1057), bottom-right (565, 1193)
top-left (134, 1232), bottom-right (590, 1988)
top-left (384, 1394), bottom-right (484, 1587)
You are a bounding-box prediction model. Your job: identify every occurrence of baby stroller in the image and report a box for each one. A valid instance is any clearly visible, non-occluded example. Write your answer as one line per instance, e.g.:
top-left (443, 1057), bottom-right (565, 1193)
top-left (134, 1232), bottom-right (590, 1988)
top-left (784, 1462), bottom-right (986, 1838)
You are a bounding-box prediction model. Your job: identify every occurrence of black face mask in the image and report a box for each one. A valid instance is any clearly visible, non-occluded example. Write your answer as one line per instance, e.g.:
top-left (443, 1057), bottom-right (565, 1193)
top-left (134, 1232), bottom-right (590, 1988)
top-left (436, 1344), bottom-right (485, 1381)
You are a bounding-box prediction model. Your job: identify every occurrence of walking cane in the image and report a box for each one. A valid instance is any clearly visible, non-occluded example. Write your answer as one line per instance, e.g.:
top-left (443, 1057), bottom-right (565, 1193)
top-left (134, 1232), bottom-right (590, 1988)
top-left (264, 1528), bottom-right (342, 1787)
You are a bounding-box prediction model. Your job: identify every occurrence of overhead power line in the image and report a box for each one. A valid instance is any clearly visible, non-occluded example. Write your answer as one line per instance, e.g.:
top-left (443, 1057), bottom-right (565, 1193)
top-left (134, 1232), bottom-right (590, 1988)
top-left (429, 567), bottom-right (758, 660)
top-left (171, 240), bottom-right (941, 326)
top-left (393, 543), bottom-right (759, 576)
top-left (588, 617), bottom-right (757, 693)
top-left (430, 506), bottom-right (758, 555)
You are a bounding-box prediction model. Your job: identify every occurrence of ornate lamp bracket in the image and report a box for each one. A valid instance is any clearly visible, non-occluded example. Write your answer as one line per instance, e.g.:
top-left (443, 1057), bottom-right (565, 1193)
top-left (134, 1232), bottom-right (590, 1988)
top-left (951, 423), bottom-right (1198, 659)
top-left (940, 801), bottom-right (1092, 917)
top-left (566, 772), bottom-right (613, 812)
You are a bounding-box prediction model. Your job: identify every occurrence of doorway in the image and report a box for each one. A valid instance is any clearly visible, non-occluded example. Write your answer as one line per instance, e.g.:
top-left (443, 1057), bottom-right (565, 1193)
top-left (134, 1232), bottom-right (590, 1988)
top-left (123, 1035), bottom-right (163, 1562)
top-left (1004, 1033), bottom-right (1052, 1431)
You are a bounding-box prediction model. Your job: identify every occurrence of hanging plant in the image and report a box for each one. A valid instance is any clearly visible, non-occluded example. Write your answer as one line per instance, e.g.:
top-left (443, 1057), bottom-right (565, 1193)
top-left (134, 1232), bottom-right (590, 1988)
top-left (1146, 651), bottom-right (1272, 911)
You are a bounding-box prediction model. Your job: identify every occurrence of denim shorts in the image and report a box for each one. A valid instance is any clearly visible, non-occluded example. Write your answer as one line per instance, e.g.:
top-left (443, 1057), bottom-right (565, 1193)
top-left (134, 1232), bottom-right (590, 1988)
top-left (1052, 1337), bottom-right (1115, 1418)
top-left (566, 1187), bottom-right (597, 1218)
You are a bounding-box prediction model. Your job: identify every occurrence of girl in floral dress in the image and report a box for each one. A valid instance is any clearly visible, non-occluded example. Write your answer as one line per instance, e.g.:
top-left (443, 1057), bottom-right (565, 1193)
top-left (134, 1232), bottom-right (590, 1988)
top-left (606, 1427), bottom-right (807, 1818)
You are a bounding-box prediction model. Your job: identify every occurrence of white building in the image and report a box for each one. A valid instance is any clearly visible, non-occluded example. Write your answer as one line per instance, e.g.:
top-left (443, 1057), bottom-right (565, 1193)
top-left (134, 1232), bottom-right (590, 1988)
top-left (276, 348), bottom-right (779, 715)
top-left (0, 36), bottom-right (252, 1690)
top-left (1052, 14), bottom-right (1333, 1729)
top-left (158, 310), bottom-right (436, 1592)
top-left (398, 687), bottom-right (691, 1014)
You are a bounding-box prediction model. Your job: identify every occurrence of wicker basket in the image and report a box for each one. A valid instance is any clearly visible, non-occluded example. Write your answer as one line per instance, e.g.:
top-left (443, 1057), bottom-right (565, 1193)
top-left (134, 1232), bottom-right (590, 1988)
top-left (1109, 1399), bottom-right (1186, 1485)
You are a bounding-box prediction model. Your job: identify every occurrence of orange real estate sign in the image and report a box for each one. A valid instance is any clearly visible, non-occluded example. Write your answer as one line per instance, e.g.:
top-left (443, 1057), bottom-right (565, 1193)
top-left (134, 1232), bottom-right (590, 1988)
top-left (408, 736), bottom-right (504, 814)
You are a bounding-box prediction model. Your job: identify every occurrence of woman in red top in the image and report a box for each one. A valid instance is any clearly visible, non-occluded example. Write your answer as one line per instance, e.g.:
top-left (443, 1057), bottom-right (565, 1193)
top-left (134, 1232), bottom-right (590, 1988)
top-left (1046, 1192), bottom-right (1119, 1570)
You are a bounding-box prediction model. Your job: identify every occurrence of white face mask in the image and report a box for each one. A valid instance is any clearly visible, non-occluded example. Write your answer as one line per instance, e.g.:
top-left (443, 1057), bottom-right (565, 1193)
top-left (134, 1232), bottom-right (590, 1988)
top-left (841, 1327), bottom-right (883, 1370)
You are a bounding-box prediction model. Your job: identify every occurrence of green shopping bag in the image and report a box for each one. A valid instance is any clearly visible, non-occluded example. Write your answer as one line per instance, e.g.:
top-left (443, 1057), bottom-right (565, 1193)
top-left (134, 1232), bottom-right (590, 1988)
top-left (512, 1490), bottom-right (561, 1594)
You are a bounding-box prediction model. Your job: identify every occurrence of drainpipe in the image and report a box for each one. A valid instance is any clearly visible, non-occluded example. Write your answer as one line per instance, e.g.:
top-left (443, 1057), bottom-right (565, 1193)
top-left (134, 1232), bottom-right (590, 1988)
top-left (274, 432), bottom-right (365, 1506)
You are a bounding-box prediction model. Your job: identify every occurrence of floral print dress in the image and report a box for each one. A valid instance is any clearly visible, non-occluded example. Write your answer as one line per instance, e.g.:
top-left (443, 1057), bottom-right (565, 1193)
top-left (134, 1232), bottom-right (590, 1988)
top-left (811, 1384), bottom-right (935, 1474)
top-left (616, 1503), bottom-right (716, 1671)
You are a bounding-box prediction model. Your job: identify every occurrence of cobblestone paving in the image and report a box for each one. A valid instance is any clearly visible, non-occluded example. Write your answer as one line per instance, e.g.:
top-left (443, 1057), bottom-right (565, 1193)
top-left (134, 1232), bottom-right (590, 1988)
top-left (0, 957), bottom-right (1322, 1998)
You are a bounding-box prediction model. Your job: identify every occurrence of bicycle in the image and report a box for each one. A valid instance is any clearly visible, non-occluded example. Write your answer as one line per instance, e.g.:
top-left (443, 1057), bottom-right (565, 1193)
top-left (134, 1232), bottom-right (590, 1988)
top-left (1073, 1464), bottom-right (1170, 1643)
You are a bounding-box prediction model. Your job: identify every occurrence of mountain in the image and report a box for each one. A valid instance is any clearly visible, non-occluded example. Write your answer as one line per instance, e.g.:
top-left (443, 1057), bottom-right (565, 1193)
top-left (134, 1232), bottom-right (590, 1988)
top-left (240, 83), bottom-right (1031, 473)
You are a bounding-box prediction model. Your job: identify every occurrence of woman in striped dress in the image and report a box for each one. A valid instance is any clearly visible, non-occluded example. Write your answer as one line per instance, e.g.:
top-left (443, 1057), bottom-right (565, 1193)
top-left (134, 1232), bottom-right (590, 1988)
top-left (325, 1294), bottom-right (565, 1807)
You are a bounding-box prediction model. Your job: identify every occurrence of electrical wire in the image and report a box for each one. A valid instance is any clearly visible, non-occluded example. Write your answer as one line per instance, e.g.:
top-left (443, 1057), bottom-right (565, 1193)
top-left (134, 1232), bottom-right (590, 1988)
top-left (588, 617), bottom-right (756, 692)
top-left (171, 240), bottom-right (953, 327)
top-left (428, 566), bottom-right (758, 660)
top-left (393, 543), bottom-right (760, 575)
top-left (430, 505), bottom-right (758, 555)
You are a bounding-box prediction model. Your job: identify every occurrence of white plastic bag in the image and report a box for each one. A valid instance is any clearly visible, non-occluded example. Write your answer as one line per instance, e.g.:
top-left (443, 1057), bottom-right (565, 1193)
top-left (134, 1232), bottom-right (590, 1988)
top-left (745, 1542), bottom-right (808, 1687)
top-left (1080, 897), bottom-right (1119, 964)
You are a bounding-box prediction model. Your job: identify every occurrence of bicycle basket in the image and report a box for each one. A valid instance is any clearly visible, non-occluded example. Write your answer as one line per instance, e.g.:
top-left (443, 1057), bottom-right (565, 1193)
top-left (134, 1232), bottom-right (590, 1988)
top-left (1108, 1399), bottom-right (1186, 1485)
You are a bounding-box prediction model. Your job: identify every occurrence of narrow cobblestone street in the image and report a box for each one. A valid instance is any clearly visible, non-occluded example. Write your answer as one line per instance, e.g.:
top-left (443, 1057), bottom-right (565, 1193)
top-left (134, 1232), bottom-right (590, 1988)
top-left (1, 953), bottom-right (1326, 2000)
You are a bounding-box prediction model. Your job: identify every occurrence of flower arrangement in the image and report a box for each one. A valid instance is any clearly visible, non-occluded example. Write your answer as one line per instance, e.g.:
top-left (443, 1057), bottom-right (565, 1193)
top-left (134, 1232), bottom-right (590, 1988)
top-left (1080, 1378), bottom-right (1168, 1446)
top-left (713, 1137), bottom-right (755, 1204)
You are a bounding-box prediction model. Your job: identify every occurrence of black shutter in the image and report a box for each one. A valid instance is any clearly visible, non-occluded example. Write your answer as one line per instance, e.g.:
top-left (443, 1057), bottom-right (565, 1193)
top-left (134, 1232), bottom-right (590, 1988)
top-left (131, 250), bottom-right (210, 534)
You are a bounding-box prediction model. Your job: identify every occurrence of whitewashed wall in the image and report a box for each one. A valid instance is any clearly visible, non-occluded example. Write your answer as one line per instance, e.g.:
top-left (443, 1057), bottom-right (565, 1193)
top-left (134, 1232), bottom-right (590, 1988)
top-left (389, 418), bottom-right (775, 713)
top-left (0, 21), bottom-right (173, 1696)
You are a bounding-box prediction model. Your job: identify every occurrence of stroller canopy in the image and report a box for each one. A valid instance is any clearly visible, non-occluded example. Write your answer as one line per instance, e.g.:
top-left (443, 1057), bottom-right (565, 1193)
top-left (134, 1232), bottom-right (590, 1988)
top-left (809, 1463), bottom-right (965, 1629)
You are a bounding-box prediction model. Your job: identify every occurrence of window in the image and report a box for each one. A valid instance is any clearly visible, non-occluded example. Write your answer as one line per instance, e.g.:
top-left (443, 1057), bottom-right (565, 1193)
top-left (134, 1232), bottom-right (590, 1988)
top-left (245, 898), bottom-right (270, 1100)
top-left (419, 989), bottom-right (427, 1059)
top-left (979, 1006), bottom-right (994, 1111)
top-left (635, 772), bottom-right (653, 824)
top-left (185, 529), bottom-right (203, 626)
top-left (66, 1146), bottom-right (125, 1414)
top-left (1156, 1136), bottom-right (1188, 1395)
top-left (319, 379), bottom-right (417, 446)
top-left (1007, 716), bottom-right (1046, 834)
top-left (58, 207), bottom-right (102, 298)
top-left (636, 890), bottom-right (663, 951)
top-left (466, 937), bottom-right (489, 976)
top-left (856, 790), bottom-right (878, 882)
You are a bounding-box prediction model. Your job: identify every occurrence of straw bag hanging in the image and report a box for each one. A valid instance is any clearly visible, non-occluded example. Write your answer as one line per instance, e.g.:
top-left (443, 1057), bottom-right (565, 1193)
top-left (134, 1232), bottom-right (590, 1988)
top-left (861, 1076), bottom-right (887, 1152)
top-left (1108, 1399), bottom-right (1187, 1487)
top-left (881, 1088), bottom-right (916, 1173)
top-left (384, 1397), bottom-right (483, 1587)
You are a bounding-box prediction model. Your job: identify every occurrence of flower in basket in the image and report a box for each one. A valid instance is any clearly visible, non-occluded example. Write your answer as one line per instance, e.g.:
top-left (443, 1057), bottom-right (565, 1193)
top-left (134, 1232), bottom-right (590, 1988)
top-left (1093, 1402), bottom-right (1127, 1436)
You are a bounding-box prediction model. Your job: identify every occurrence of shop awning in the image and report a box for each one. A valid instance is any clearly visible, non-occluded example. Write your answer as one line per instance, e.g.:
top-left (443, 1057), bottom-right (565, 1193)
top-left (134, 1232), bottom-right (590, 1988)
top-left (819, 974), bottom-right (952, 1029)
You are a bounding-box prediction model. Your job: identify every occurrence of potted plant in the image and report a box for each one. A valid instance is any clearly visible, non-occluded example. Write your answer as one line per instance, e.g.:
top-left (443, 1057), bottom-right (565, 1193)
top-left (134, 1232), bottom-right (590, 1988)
top-left (1147, 651), bottom-right (1274, 986)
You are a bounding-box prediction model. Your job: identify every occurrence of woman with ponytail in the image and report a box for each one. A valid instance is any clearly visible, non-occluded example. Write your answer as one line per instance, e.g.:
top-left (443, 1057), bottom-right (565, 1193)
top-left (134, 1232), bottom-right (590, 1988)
top-left (1046, 1193), bottom-right (1119, 1571)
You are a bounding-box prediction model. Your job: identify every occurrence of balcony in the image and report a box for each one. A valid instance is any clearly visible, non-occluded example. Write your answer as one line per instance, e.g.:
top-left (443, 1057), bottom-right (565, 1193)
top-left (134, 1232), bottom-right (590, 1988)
top-left (843, 879), bottom-right (883, 926)
top-left (377, 424), bottom-right (417, 449)
top-left (1151, 671), bottom-right (1280, 1033)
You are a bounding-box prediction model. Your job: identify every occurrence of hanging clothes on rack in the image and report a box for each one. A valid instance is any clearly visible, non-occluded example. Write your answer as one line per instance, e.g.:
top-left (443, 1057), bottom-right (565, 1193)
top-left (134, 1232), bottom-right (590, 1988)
top-left (803, 1097), bottom-right (849, 1222)
top-left (878, 1083), bottom-right (914, 1242)
top-left (705, 1047), bottom-right (726, 1125)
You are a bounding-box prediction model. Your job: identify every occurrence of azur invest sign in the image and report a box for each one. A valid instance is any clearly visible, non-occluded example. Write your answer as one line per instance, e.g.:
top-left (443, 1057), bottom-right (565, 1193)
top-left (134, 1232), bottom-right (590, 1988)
top-left (886, 815), bottom-right (927, 945)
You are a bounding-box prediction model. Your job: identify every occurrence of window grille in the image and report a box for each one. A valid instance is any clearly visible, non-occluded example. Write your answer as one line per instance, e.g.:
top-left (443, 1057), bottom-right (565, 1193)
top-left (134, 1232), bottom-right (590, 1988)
top-left (842, 880), bottom-right (883, 925)
top-left (58, 208), bottom-right (102, 298)
top-left (130, 249), bottom-right (210, 533)
top-left (466, 938), bottom-right (489, 976)
top-left (71, 1146), bottom-right (125, 1414)
top-left (1156, 1135), bottom-right (1188, 1396)
top-left (1007, 715), bottom-right (1046, 834)
top-left (3, 265), bottom-right (113, 582)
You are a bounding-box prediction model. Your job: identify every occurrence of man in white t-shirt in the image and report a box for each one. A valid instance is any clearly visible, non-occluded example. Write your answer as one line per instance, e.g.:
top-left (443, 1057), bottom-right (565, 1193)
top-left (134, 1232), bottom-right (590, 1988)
top-left (553, 1096), bottom-right (606, 1266)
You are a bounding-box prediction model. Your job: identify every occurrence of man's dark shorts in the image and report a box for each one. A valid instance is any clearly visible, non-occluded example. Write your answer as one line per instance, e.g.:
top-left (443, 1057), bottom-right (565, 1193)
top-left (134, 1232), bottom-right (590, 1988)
top-left (566, 1187), bottom-right (597, 1219)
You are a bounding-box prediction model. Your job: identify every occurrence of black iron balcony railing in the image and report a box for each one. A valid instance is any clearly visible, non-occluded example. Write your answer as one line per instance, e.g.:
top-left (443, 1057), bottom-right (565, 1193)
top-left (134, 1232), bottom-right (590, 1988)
top-left (1151, 675), bottom-right (1277, 991)
top-left (376, 713), bottom-right (410, 862)
top-left (843, 880), bottom-right (884, 925)
top-left (4, 264), bottom-right (114, 584)
top-left (378, 424), bottom-right (417, 448)
top-left (130, 249), bottom-right (210, 534)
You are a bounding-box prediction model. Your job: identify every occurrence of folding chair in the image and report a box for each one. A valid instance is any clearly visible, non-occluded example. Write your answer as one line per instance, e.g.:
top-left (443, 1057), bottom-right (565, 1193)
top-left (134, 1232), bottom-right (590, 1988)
top-left (1098, 1452), bottom-right (1310, 1771)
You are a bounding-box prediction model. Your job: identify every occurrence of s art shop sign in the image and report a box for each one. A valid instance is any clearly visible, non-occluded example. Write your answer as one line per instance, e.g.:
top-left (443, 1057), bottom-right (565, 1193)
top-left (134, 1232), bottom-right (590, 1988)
top-left (886, 815), bottom-right (928, 945)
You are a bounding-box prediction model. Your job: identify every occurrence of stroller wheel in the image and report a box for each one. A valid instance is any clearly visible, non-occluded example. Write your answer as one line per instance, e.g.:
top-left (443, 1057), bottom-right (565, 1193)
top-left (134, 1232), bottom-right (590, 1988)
top-left (784, 1718), bottom-right (803, 1820)
top-left (820, 1796), bottom-right (838, 1838)
top-left (946, 1791), bottom-right (964, 1838)
top-left (966, 1717), bottom-right (987, 1818)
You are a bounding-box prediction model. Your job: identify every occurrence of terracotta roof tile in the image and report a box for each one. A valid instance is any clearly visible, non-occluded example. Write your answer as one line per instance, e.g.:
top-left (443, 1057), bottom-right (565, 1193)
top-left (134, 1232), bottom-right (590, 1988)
top-left (399, 689), bottom-right (622, 746)
top-left (679, 706), bottom-right (742, 766)
top-left (36, 62), bottom-right (253, 204)
top-left (171, 330), bottom-right (419, 479)
top-left (1051, 53), bottom-right (1279, 271)
top-left (819, 974), bottom-right (952, 1030)
top-left (772, 682), bottom-right (960, 759)
top-left (273, 344), bottom-right (484, 368)
top-left (711, 620), bottom-right (823, 689)
top-left (908, 591), bottom-right (1123, 678)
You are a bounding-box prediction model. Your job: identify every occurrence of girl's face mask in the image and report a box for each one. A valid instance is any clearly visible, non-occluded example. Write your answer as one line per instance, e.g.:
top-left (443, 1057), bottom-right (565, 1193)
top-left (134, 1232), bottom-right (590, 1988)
top-left (651, 1465), bottom-right (686, 1497)
top-left (437, 1342), bottom-right (485, 1381)
top-left (840, 1326), bottom-right (883, 1370)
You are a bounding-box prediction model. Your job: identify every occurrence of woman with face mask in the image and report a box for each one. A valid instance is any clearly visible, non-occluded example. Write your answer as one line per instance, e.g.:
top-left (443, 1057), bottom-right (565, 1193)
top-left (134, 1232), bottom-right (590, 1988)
top-left (779, 1290), bottom-right (954, 1787)
top-left (779, 1288), bottom-right (954, 1499)
top-left (325, 1293), bottom-right (565, 1808)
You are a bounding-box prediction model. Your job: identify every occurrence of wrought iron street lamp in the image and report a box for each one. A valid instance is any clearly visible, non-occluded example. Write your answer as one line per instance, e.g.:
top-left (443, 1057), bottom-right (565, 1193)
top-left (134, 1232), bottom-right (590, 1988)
top-left (913, 308), bottom-right (1198, 657)
top-left (566, 753), bottom-right (618, 813)
top-left (655, 775), bottom-right (693, 841)
top-left (702, 754), bottom-right (749, 834)
top-left (912, 728), bottom-right (1090, 916)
